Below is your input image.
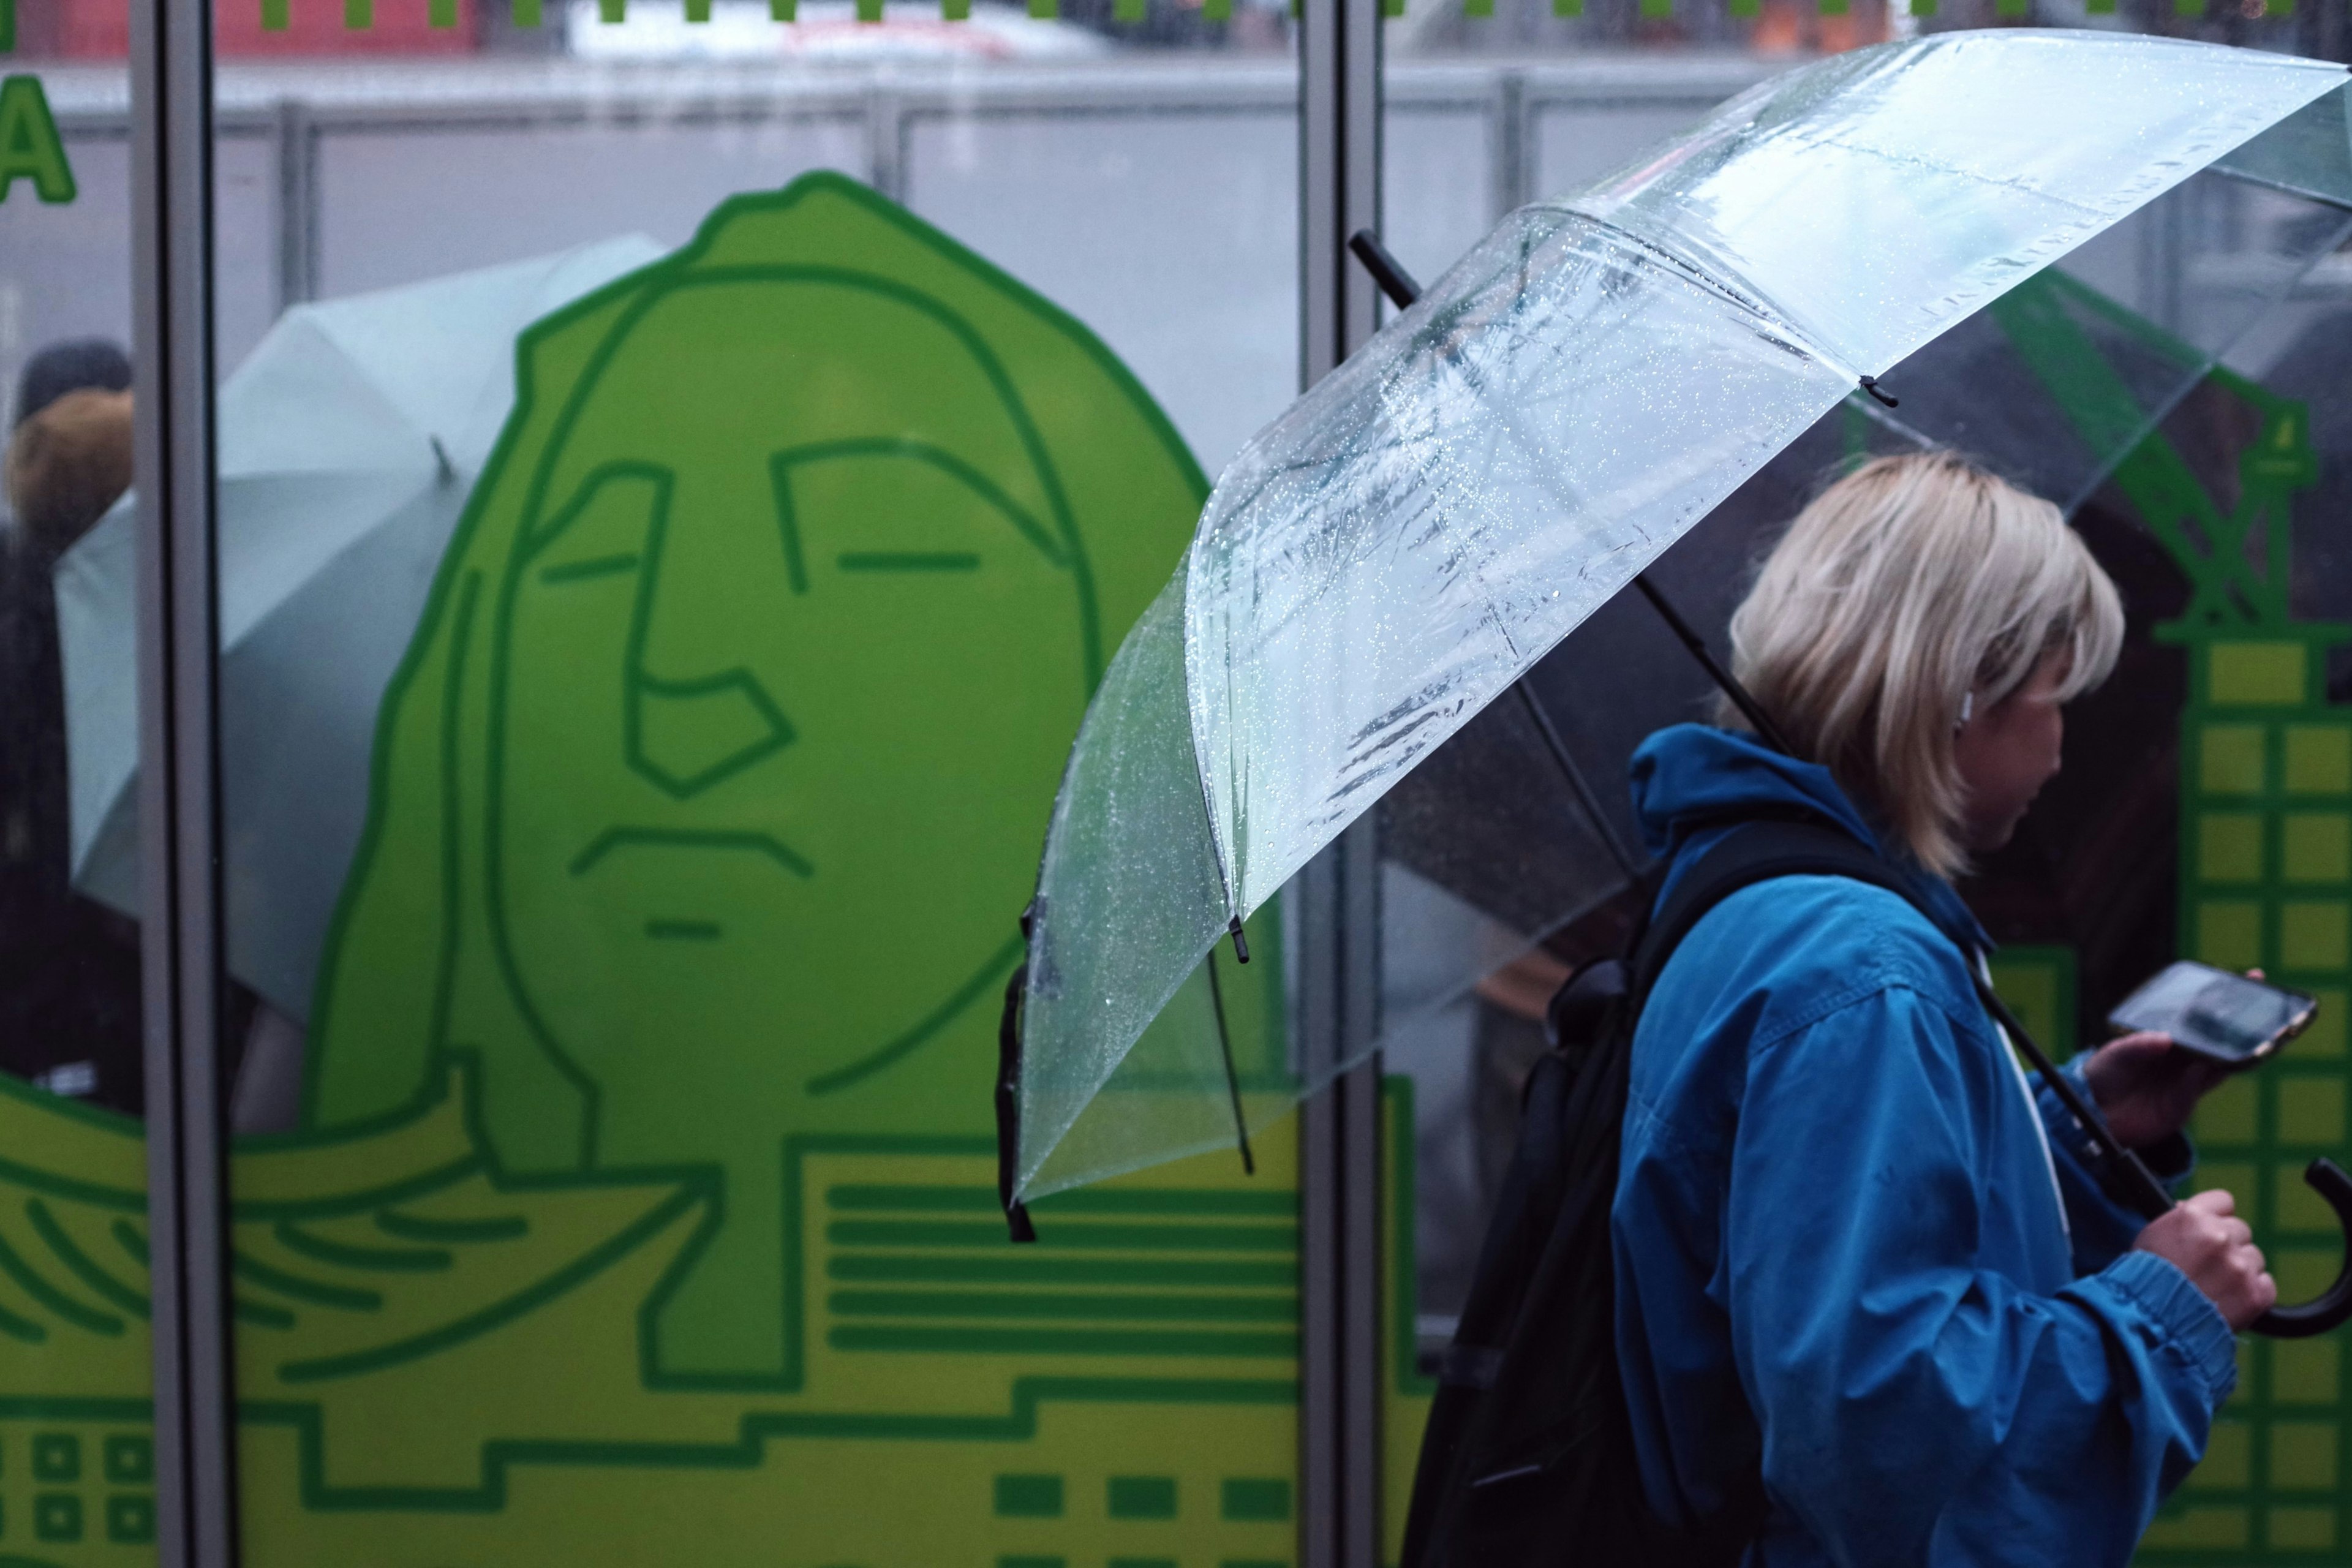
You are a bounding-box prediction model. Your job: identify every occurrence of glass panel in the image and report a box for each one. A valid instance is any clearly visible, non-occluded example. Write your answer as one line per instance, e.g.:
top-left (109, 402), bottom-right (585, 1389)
top-left (0, 0), bottom-right (164, 1548)
top-left (205, 6), bottom-right (1303, 1567)
top-left (2, 18), bottom-right (143, 1115)
top-left (1376, 10), bottom-right (2352, 1564)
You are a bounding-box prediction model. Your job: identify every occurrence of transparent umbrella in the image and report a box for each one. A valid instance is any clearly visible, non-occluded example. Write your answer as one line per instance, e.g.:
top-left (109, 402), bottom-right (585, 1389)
top-left (1003, 30), bottom-right (2349, 1210)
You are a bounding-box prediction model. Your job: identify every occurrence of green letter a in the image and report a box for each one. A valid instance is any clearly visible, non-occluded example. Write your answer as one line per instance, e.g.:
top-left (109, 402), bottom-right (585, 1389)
top-left (0, 77), bottom-right (77, 205)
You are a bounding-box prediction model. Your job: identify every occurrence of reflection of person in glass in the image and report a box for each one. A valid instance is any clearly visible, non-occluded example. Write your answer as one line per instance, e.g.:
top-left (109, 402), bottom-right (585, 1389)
top-left (0, 341), bottom-right (140, 1109)
top-left (307, 180), bottom-right (1202, 1382)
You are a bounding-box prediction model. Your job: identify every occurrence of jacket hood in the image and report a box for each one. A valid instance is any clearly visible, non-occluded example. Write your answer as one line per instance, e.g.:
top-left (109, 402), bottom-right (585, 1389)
top-left (1629, 723), bottom-right (1989, 952)
top-left (1629, 723), bottom-right (1879, 861)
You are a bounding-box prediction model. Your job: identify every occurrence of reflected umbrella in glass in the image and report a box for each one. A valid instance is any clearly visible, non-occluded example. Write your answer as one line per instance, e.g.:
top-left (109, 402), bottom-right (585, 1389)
top-left (1001, 33), bottom-right (2351, 1219)
top-left (53, 236), bottom-right (664, 1025)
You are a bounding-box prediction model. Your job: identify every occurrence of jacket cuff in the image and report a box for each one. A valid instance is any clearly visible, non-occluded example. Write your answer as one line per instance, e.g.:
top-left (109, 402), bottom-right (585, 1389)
top-left (2097, 1251), bottom-right (2239, 1404)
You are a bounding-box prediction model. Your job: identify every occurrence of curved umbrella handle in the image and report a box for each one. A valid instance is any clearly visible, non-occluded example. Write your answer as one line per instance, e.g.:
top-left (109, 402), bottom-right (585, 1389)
top-left (2252, 1159), bottom-right (2352, 1339)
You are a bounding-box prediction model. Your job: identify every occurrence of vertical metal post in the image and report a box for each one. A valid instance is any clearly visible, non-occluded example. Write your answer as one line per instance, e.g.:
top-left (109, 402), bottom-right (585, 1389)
top-left (1493, 70), bottom-right (1528, 225)
top-left (1298, 4), bottom-right (1382, 1567)
top-left (274, 97), bottom-right (318, 314)
top-left (130, 0), bottom-right (238, 1562)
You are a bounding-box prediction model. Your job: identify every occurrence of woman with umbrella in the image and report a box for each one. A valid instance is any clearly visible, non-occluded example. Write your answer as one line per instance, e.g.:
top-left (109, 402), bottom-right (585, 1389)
top-left (1616, 450), bottom-right (2271, 1564)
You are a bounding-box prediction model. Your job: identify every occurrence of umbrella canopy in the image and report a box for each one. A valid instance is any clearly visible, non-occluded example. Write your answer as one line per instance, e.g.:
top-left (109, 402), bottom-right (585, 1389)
top-left (1012, 30), bottom-right (2349, 1204)
top-left (56, 235), bottom-right (664, 1021)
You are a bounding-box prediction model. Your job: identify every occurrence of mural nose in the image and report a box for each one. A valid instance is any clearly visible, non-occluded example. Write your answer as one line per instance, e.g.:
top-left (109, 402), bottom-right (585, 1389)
top-left (627, 668), bottom-right (796, 799)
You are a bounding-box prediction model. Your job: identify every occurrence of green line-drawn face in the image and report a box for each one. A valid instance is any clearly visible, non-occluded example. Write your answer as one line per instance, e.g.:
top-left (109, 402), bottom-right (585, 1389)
top-left (499, 279), bottom-right (1089, 1123)
top-left (305, 176), bottom-right (1215, 1382)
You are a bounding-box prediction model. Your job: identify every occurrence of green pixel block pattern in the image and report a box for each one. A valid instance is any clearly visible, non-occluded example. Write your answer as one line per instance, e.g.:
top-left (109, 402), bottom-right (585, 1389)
top-left (2299, 988), bottom-right (2346, 1057)
top-left (2277, 728), bottom-right (2352, 799)
top-left (2285, 725), bottom-right (2351, 793)
top-left (2277, 1077), bottom-right (2345, 1146)
top-left (1221, 1477), bottom-right (1291, 1522)
top-left (30, 1434), bottom-right (77, 1483)
top-left (2276, 1164), bottom-right (2342, 1234)
top-left (2267, 1420), bottom-right (2337, 1488)
top-left (33, 1493), bottom-right (80, 1543)
top-left (2146, 1504), bottom-right (2247, 1548)
top-left (2203, 725), bottom-right (2270, 794)
top-left (2211, 643), bottom-right (2309, 706)
top-left (2198, 900), bottom-right (2263, 971)
top-left (1107, 1476), bottom-right (1177, 1519)
top-left (995, 1474), bottom-right (1064, 1518)
top-left (105, 1494), bottom-right (156, 1545)
top-left (2282, 902), bottom-right (2351, 971)
top-left (2283, 813), bottom-right (2351, 883)
top-left (2197, 1076), bottom-right (2260, 1145)
top-left (2272, 1333), bottom-right (2342, 1406)
top-left (2269, 1506), bottom-right (2334, 1548)
top-left (2200, 1418), bottom-right (2252, 1487)
top-left (102, 1432), bottom-right (150, 1484)
top-left (2201, 812), bottom-right (2266, 883)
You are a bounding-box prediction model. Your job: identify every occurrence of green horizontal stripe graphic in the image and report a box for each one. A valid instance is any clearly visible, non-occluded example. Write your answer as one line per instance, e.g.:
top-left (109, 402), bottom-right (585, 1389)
top-left (829, 1324), bottom-right (1297, 1358)
top-left (827, 1221), bottom-right (1296, 1253)
top-left (377, 1208), bottom-right (529, 1244)
top-left (828, 1289), bottom-right (1297, 1322)
top-left (827, 1254), bottom-right (1295, 1289)
top-left (0, 1225), bottom-right (120, 1336)
top-left (837, 551), bottom-right (981, 573)
top-left (29, 1200), bottom-right (148, 1321)
top-left (829, 1184), bottom-right (1293, 1218)
top-left (232, 1252), bottom-right (383, 1313)
top-left (235, 1296), bottom-right (297, 1330)
top-left (275, 1221), bottom-right (451, 1273)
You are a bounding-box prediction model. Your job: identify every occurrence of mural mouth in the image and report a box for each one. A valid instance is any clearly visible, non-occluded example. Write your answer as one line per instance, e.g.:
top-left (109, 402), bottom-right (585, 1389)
top-left (567, 826), bottom-right (815, 880)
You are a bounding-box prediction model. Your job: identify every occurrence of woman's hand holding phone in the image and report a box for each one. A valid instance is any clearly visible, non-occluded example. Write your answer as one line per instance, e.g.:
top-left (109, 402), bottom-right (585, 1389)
top-left (2084, 967), bottom-right (2282, 1148)
top-left (2081, 1030), bottom-right (2231, 1148)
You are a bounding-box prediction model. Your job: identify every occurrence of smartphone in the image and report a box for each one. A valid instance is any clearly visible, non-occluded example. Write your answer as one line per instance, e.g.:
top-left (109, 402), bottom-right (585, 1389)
top-left (2108, 961), bottom-right (2318, 1068)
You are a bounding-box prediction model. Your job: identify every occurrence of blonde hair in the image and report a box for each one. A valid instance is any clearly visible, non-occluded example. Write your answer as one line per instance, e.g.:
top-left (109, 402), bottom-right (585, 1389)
top-left (5, 387), bottom-right (134, 553)
top-left (1725, 450), bottom-right (2124, 878)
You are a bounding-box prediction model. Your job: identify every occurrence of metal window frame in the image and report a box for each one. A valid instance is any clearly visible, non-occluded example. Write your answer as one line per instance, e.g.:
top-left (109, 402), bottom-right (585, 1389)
top-left (1297, 4), bottom-right (1383, 1566)
top-left (129, 0), bottom-right (239, 1562)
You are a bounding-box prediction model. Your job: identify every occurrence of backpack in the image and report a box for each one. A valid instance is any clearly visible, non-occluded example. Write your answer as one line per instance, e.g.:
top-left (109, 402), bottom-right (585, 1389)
top-left (1400, 815), bottom-right (1934, 1568)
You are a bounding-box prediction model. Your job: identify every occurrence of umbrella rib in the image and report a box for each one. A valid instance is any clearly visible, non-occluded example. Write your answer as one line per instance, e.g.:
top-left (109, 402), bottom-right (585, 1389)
top-left (1203, 947), bottom-right (1256, 1178)
top-left (1512, 680), bottom-right (1643, 884)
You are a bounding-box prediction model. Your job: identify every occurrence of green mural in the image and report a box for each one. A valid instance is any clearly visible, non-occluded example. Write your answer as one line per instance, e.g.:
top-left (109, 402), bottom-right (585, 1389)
top-left (0, 173), bottom-right (1308, 1567)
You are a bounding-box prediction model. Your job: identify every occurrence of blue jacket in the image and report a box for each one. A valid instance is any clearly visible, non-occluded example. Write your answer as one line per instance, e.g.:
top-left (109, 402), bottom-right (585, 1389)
top-left (1613, 724), bottom-right (2237, 1568)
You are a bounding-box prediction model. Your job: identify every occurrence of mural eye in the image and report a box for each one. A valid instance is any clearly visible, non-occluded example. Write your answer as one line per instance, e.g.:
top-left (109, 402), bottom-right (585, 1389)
top-left (769, 442), bottom-right (1061, 596)
top-left (533, 465), bottom-right (669, 589)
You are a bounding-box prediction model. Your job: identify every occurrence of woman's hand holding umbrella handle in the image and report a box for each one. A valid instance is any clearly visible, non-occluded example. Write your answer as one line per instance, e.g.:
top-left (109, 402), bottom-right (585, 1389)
top-left (2136, 1189), bottom-right (2279, 1332)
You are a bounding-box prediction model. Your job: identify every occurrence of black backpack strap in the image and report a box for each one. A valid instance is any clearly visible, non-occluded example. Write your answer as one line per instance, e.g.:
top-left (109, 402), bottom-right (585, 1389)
top-left (1402, 815), bottom-right (1955, 1568)
top-left (1631, 816), bottom-right (1934, 1007)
